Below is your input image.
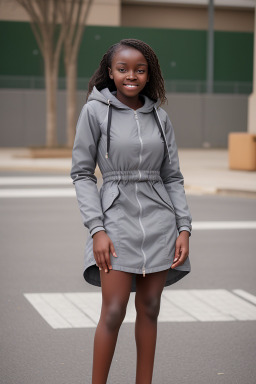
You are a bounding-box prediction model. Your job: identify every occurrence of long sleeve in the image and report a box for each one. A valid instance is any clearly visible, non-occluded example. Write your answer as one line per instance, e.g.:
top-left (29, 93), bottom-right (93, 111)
top-left (159, 110), bottom-right (192, 235)
top-left (70, 103), bottom-right (105, 237)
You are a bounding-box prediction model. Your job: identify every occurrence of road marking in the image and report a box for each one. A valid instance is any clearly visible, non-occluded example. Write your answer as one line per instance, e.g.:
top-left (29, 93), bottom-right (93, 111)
top-left (192, 221), bottom-right (256, 230)
top-left (0, 177), bottom-right (75, 198)
top-left (0, 188), bottom-right (76, 198)
top-left (24, 293), bottom-right (72, 329)
top-left (0, 177), bottom-right (72, 185)
top-left (163, 290), bottom-right (234, 321)
top-left (24, 289), bottom-right (256, 329)
top-left (187, 289), bottom-right (256, 321)
top-left (233, 289), bottom-right (256, 306)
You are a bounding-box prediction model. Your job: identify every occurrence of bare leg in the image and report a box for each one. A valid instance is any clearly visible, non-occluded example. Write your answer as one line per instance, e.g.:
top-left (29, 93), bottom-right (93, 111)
top-left (135, 269), bottom-right (169, 384)
top-left (92, 270), bottom-right (133, 384)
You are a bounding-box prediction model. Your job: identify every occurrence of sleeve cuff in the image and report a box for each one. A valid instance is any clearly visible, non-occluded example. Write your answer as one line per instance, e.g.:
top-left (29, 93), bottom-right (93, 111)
top-left (178, 226), bottom-right (191, 237)
top-left (90, 226), bottom-right (106, 237)
top-left (88, 218), bottom-right (104, 233)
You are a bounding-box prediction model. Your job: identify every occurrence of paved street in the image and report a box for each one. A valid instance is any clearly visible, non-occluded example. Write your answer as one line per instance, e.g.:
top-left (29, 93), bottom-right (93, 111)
top-left (1, 173), bottom-right (256, 384)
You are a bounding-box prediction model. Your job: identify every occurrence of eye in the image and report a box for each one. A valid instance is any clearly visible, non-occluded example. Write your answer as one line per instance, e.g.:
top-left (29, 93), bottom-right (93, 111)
top-left (137, 69), bottom-right (145, 74)
top-left (118, 68), bottom-right (126, 73)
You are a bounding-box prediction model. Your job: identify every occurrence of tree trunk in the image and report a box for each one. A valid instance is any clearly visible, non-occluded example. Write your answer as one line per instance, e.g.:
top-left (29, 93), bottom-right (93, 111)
top-left (66, 60), bottom-right (77, 147)
top-left (45, 54), bottom-right (58, 147)
top-left (15, 0), bottom-right (66, 149)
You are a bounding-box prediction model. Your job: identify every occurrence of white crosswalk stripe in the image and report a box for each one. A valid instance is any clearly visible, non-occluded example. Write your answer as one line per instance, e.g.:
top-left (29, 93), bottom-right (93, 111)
top-left (0, 188), bottom-right (76, 198)
top-left (24, 289), bottom-right (256, 329)
top-left (192, 221), bottom-right (256, 230)
top-left (0, 176), bottom-right (74, 198)
top-left (24, 293), bottom-right (72, 329)
top-left (0, 176), bottom-right (72, 185)
top-left (232, 289), bottom-right (256, 306)
top-left (163, 290), bottom-right (235, 321)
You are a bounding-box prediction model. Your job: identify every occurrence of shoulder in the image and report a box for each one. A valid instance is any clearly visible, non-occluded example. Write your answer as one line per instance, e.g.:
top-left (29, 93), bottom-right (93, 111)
top-left (155, 106), bottom-right (175, 136)
top-left (80, 100), bottom-right (108, 125)
top-left (155, 106), bottom-right (170, 124)
top-left (85, 99), bottom-right (106, 114)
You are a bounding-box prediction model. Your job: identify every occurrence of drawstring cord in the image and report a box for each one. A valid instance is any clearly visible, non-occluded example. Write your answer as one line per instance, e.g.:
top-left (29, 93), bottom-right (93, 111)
top-left (105, 100), bottom-right (112, 159)
top-left (153, 107), bottom-right (172, 165)
top-left (105, 101), bottom-right (171, 165)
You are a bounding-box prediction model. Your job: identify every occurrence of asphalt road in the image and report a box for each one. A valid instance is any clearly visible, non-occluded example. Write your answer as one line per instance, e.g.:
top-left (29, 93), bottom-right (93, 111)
top-left (1, 173), bottom-right (256, 384)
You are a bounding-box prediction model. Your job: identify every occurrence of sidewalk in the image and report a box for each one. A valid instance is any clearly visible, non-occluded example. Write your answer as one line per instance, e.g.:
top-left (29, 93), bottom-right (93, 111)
top-left (179, 149), bottom-right (256, 197)
top-left (0, 148), bottom-right (255, 197)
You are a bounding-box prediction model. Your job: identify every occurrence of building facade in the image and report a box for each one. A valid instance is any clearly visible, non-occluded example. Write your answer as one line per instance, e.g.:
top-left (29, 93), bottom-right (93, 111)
top-left (0, 0), bottom-right (254, 147)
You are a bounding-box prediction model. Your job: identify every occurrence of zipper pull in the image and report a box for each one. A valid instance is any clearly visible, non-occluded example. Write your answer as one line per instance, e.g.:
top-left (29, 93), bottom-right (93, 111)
top-left (142, 267), bottom-right (146, 277)
top-left (134, 110), bottom-right (138, 119)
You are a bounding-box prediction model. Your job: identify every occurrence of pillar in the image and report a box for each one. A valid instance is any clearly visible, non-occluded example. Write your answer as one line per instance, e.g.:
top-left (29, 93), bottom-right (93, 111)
top-left (248, 4), bottom-right (256, 134)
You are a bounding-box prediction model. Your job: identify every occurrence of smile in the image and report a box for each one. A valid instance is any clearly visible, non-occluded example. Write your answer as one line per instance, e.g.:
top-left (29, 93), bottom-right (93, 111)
top-left (123, 84), bottom-right (139, 88)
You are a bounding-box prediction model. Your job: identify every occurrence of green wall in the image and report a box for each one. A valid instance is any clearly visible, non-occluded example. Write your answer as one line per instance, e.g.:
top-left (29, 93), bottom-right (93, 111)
top-left (76, 26), bottom-right (207, 81)
top-left (0, 21), bottom-right (43, 76)
top-left (214, 31), bottom-right (253, 82)
top-left (0, 21), bottom-right (253, 83)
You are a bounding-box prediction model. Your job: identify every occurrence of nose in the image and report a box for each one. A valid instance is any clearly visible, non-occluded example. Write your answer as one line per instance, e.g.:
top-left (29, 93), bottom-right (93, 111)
top-left (126, 70), bottom-right (137, 80)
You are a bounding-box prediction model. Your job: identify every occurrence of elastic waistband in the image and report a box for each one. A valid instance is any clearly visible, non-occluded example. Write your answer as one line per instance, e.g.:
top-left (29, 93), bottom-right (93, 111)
top-left (102, 170), bottom-right (162, 183)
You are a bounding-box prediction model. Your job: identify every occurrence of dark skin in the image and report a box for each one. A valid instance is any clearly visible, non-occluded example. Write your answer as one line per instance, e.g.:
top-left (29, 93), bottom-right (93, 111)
top-left (108, 46), bottom-right (149, 110)
top-left (92, 46), bottom-right (190, 384)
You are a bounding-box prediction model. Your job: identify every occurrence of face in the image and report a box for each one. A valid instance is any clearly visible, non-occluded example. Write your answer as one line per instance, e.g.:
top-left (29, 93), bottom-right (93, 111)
top-left (108, 46), bottom-right (149, 106)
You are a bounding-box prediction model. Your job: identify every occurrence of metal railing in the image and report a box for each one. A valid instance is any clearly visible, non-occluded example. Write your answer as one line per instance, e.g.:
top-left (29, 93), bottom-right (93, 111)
top-left (0, 76), bottom-right (252, 94)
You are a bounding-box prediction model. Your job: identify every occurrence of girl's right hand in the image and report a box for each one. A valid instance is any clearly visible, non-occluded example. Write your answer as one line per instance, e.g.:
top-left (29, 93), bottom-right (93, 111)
top-left (92, 231), bottom-right (118, 273)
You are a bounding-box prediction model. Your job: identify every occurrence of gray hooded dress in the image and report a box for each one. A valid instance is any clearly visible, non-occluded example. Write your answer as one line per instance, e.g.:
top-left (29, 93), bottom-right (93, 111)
top-left (70, 86), bottom-right (192, 292)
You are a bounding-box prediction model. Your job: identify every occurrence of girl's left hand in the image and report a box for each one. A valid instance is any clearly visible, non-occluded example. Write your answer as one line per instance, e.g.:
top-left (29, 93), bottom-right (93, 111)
top-left (171, 231), bottom-right (190, 269)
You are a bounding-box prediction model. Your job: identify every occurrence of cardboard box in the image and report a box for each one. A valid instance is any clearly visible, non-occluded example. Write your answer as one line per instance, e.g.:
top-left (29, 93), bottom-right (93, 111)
top-left (228, 133), bottom-right (256, 171)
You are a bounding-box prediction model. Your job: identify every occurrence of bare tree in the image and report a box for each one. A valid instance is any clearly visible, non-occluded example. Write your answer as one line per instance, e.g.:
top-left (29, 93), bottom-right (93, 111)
top-left (17, 0), bottom-right (66, 147)
top-left (60, 0), bottom-right (93, 147)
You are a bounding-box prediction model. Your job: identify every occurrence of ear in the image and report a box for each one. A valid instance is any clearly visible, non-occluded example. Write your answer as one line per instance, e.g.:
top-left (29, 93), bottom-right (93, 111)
top-left (108, 67), bottom-right (113, 79)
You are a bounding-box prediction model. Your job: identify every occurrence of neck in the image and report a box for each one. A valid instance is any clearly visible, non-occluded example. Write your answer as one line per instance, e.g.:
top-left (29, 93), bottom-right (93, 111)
top-left (115, 91), bottom-right (143, 110)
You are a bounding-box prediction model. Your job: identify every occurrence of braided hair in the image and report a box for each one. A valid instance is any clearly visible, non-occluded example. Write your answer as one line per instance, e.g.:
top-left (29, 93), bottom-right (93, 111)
top-left (86, 38), bottom-right (167, 105)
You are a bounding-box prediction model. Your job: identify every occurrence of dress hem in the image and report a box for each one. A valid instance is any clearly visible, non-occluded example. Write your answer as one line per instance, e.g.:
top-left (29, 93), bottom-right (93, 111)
top-left (83, 260), bottom-right (190, 292)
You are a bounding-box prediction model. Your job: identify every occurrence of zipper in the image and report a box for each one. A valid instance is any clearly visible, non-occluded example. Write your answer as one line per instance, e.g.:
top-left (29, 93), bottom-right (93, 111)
top-left (134, 110), bottom-right (146, 277)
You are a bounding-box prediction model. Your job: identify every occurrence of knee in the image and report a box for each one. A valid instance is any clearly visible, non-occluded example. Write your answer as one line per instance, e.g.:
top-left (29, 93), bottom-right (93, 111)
top-left (136, 295), bottom-right (161, 321)
top-left (145, 297), bottom-right (161, 321)
top-left (104, 302), bottom-right (127, 331)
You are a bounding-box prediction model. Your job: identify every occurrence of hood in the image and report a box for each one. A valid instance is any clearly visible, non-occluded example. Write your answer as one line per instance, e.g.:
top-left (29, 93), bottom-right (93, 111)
top-left (87, 86), bottom-right (170, 164)
top-left (87, 86), bottom-right (161, 112)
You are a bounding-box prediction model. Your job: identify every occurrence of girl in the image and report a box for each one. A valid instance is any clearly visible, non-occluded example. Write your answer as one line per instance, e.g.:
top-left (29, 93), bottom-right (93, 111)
top-left (70, 38), bottom-right (192, 384)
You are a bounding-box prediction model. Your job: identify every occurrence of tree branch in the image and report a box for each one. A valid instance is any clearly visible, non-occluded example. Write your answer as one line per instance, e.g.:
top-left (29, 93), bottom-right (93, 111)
top-left (30, 21), bottom-right (44, 54)
top-left (67, 0), bottom-right (82, 51)
top-left (72, 0), bottom-right (93, 60)
top-left (17, 0), bottom-right (42, 24)
top-left (53, 16), bottom-right (66, 68)
top-left (66, 0), bottom-right (76, 31)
